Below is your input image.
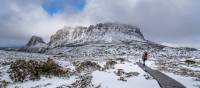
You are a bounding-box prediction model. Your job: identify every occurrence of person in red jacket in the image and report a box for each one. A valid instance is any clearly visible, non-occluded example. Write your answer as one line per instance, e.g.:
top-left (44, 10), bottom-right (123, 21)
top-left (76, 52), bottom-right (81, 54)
top-left (142, 51), bottom-right (148, 66)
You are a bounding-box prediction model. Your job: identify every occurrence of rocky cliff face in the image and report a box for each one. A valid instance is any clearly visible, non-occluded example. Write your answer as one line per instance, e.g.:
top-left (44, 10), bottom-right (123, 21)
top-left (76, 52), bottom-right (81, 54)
top-left (21, 36), bottom-right (47, 53)
top-left (45, 23), bottom-right (167, 56)
top-left (26, 36), bottom-right (46, 47)
top-left (48, 23), bottom-right (145, 48)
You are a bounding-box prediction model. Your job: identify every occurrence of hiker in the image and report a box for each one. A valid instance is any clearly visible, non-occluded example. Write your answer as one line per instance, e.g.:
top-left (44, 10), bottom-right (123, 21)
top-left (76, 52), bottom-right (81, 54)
top-left (142, 51), bottom-right (148, 66)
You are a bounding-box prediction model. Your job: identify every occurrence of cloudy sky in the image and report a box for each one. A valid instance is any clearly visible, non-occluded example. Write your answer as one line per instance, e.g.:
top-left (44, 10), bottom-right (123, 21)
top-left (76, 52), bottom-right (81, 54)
top-left (0, 0), bottom-right (200, 48)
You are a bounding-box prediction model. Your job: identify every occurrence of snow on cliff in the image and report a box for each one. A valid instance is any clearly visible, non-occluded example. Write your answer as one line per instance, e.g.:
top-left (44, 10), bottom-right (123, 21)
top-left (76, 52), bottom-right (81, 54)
top-left (48, 23), bottom-right (145, 48)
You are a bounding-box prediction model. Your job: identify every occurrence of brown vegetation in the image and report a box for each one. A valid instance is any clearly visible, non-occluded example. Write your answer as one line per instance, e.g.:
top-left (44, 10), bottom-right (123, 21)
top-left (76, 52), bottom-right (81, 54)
top-left (9, 58), bottom-right (69, 82)
top-left (67, 75), bottom-right (93, 88)
top-left (74, 61), bottom-right (101, 72)
top-left (104, 60), bottom-right (117, 69)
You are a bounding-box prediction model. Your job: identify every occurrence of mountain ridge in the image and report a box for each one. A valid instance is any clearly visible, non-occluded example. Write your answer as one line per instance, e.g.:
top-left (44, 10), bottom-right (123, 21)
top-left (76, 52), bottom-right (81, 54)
top-left (48, 22), bottom-right (145, 48)
top-left (1, 22), bottom-right (198, 58)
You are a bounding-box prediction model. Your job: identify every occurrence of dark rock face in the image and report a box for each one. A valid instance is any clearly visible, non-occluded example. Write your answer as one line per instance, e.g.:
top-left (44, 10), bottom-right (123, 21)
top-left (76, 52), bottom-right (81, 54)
top-left (92, 23), bottom-right (144, 39)
top-left (20, 36), bottom-right (47, 53)
top-left (26, 36), bottom-right (46, 47)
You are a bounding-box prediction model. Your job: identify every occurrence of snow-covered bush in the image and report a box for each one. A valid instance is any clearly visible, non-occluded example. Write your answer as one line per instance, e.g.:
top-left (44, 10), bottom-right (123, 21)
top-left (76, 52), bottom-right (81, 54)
top-left (67, 75), bottom-right (93, 88)
top-left (104, 60), bottom-right (117, 69)
top-left (74, 61), bottom-right (101, 72)
top-left (9, 59), bottom-right (69, 82)
top-left (0, 80), bottom-right (10, 88)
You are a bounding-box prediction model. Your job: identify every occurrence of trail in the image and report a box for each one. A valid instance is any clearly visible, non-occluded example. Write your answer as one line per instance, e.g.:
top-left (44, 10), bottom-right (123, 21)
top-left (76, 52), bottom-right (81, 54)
top-left (137, 62), bottom-right (186, 88)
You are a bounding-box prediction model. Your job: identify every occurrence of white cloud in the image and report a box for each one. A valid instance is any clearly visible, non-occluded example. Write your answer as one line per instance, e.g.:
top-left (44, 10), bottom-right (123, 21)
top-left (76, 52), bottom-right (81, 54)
top-left (0, 0), bottom-right (200, 48)
top-left (0, 0), bottom-right (67, 46)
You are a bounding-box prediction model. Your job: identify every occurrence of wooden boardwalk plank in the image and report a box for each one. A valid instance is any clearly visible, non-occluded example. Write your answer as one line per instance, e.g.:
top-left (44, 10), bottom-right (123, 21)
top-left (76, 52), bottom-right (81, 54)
top-left (137, 62), bottom-right (185, 88)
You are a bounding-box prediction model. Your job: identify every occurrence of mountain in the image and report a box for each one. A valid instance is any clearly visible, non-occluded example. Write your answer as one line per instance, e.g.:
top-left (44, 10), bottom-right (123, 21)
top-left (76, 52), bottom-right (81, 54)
top-left (48, 23), bottom-right (145, 48)
top-left (26, 36), bottom-right (46, 47)
top-left (9, 22), bottom-right (197, 58)
top-left (45, 23), bottom-right (167, 57)
top-left (20, 36), bottom-right (48, 53)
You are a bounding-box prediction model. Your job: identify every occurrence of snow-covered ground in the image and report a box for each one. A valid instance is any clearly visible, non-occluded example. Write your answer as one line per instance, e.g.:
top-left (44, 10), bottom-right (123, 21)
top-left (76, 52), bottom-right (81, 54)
top-left (0, 50), bottom-right (161, 88)
top-left (148, 58), bottom-right (200, 88)
top-left (1, 60), bottom-right (160, 88)
top-left (92, 61), bottom-right (160, 88)
top-left (7, 76), bottom-right (76, 88)
top-left (163, 72), bottom-right (200, 88)
top-left (0, 50), bottom-right (200, 88)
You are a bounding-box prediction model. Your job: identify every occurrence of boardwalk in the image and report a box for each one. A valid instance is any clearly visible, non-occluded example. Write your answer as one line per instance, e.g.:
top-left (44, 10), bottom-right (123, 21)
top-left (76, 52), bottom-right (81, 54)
top-left (137, 62), bottom-right (185, 88)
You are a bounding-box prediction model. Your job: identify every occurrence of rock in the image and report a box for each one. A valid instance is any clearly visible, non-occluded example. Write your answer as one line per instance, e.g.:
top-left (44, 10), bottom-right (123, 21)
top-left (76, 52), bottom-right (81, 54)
top-left (125, 72), bottom-right (140, 77)
top-left (21, 36), bottom-right (48, 53)
top-left (144, 74), bottom-right (153, 80)
top-left (114, 69), bottom-right (125, 76)
top-left (118, 77), bottom-right (127, 82)
top-left (26, 36), bottom-right (46, 47)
